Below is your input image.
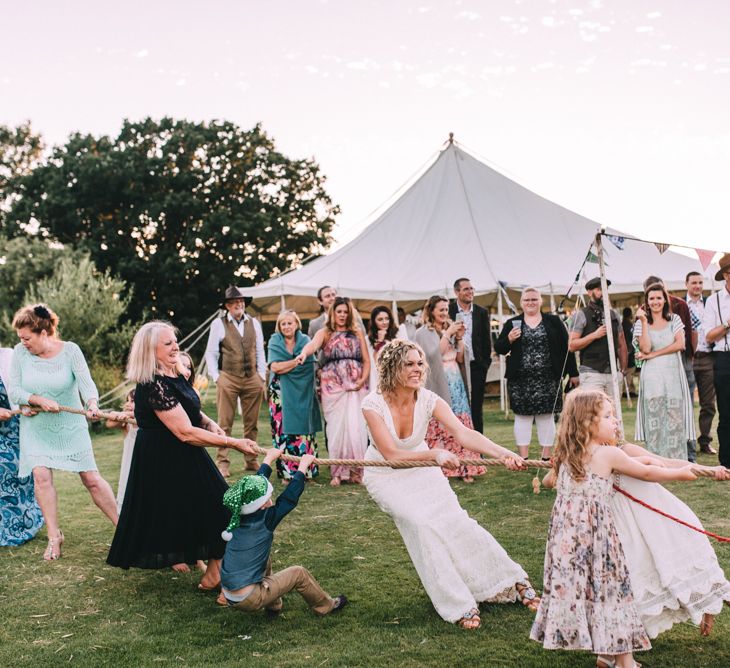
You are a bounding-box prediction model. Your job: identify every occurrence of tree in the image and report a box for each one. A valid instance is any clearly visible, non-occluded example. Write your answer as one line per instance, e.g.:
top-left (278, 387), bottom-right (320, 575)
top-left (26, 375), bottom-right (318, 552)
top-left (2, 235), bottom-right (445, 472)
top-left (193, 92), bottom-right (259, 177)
top-left (25, 255), bottom-right (136, 367)
top-left (0, 122), bottom-right (44, 225)
top-left (0, 235), bottom-right (84, 344)
top-left (4, 118), bottom-right (339, 332)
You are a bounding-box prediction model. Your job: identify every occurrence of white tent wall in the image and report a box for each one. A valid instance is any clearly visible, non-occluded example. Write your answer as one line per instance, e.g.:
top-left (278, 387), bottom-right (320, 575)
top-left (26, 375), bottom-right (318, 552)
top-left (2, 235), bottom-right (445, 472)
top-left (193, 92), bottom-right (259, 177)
top-left (243, 141), bottom-right (716, 321)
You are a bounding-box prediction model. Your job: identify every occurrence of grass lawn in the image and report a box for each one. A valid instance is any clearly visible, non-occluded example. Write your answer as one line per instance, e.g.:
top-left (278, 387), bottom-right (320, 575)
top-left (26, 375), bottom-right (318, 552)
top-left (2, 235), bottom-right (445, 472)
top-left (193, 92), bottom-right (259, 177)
top-left (1, 395), bottom-right (729, 667)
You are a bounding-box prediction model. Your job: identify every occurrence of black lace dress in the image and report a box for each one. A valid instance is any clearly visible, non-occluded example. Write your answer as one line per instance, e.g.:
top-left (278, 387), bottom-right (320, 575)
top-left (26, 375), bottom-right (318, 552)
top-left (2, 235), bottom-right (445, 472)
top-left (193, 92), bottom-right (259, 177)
top-left (107, 375), bottom-right (229, 569)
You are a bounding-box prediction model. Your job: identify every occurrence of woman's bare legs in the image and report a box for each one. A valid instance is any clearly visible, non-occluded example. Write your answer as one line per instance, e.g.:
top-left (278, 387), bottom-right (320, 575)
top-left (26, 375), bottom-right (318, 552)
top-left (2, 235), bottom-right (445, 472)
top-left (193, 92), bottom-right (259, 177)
top-left (33, 466), bottom-right (63, 559)
top-left (79, 471), bottom-right (119, 526)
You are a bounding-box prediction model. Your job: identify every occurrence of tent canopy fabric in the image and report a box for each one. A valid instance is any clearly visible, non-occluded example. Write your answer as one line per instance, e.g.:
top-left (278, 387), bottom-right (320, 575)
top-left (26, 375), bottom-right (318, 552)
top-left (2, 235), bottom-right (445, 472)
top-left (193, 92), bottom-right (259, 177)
top-left (245, 141), bottom-right (714, 321)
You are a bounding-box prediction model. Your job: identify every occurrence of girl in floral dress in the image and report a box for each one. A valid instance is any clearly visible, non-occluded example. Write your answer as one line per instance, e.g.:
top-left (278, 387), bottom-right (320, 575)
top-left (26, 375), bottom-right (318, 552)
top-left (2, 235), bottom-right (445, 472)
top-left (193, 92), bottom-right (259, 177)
top-left (530, 390), bottom-right (696, 668)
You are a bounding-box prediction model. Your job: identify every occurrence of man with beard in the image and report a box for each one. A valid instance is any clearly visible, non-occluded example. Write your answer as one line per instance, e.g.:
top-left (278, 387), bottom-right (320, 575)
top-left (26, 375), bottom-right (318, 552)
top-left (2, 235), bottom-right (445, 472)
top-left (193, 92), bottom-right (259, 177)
top-left (568, 277), bottom-right (628, 395)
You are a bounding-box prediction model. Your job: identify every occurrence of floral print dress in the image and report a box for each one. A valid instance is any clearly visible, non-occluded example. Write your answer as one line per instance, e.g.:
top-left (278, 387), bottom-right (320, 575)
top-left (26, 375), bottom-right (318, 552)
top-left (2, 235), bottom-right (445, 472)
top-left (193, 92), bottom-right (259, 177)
top-left (268, 374), bottom-right (318, 480)
top-left (530, 464), bottom-right (651, 655)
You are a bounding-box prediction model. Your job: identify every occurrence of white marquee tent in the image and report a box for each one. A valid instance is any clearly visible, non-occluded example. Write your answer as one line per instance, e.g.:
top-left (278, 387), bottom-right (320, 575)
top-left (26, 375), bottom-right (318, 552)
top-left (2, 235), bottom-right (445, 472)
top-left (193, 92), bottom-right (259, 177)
top-left (244, 139), bottom-right (716, 320)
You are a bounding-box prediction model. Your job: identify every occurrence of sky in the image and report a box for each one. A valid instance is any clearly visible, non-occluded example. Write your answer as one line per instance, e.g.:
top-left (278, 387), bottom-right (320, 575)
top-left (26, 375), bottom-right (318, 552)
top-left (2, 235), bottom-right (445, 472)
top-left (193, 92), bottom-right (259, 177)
top-left (3, 0), bottom-right (730, 251)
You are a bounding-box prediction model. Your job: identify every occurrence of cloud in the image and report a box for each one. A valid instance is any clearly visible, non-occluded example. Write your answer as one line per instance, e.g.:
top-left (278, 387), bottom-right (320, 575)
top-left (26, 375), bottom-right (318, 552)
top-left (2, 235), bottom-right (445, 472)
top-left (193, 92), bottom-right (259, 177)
top-left (456, 10), bottom-right (481, 21)
top-left (136, 49), bottom-right (149, 58)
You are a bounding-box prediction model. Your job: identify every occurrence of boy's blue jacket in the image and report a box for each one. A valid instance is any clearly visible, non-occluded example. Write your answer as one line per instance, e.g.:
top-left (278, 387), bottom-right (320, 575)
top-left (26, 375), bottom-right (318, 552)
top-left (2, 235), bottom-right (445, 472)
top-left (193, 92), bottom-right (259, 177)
top-left (220, 463), bottom-right (306, 591)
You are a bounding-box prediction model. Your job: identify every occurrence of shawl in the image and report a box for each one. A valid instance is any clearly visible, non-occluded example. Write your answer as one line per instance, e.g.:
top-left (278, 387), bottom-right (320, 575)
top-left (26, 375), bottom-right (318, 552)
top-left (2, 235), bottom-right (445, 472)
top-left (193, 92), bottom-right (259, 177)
top-left (414, 325), bottom-right (470, 404)
top-left (267, 331), bottom-right (321, 435)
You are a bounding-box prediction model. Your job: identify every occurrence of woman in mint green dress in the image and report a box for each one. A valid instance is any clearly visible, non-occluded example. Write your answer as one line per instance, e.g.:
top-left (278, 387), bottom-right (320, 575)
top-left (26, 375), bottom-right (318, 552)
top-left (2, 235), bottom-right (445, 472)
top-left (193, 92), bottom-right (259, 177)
top-left (9, 304), bottom-right (118, 561)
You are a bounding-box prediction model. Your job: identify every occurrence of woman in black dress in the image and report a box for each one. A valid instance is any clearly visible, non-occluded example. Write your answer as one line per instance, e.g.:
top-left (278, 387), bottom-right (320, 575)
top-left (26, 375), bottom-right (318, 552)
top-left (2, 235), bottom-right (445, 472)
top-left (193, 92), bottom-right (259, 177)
top-left (107, 321), bottom-right (257, 592)
top-left (494, 288), bottom-right (579, 460)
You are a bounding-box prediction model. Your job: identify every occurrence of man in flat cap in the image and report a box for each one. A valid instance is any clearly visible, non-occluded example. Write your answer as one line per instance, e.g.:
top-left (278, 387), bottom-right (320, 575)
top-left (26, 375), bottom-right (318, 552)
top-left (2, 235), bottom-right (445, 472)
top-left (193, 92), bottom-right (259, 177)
top-left (568, 277), bottom-right (628, 395)
top-left (205, 286), bottom-right (265, 477)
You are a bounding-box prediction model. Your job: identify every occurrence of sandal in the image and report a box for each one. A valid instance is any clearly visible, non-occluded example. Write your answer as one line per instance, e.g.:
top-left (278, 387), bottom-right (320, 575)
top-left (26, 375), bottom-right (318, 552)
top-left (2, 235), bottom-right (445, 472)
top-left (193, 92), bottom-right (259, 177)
top-left (515, 581), bottom-right (541, 612)
top-left (596, 657), bottom-right (616, 668)
top-left (700, 613), bottom-right (715, 637)
top-left (457, 608), bottom-right (481, 630)
top-left (43, 531), bottom-right (64, 561)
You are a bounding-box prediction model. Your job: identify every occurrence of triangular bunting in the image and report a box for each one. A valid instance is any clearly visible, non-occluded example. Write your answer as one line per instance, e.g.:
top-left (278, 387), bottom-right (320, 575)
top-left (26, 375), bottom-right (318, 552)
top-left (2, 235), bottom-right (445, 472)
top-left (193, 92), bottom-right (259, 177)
top-left (654, 243), bottom-right (670, 254)
top-left (586, 251), bottom-right (600, 263)
top-left (607, 235), bottom-right (625, 250)
top-left (695, 248), bottom-right (716, 272)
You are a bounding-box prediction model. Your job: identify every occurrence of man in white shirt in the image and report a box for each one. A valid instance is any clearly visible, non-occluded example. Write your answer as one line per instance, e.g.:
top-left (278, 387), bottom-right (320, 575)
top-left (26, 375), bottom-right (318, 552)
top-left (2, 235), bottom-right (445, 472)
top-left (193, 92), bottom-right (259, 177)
top-left (703, 254), bottom-right (730, 467)
top-left (686, 271), bottom-right (717, 455)
top-left (205, 286), bottom-right (266, 477)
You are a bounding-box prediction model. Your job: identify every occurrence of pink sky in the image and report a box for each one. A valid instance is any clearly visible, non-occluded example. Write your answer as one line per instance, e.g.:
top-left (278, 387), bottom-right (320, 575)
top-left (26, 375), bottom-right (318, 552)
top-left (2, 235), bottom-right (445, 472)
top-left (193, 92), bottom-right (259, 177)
top-left (3, 0), bottom-right (729, 250)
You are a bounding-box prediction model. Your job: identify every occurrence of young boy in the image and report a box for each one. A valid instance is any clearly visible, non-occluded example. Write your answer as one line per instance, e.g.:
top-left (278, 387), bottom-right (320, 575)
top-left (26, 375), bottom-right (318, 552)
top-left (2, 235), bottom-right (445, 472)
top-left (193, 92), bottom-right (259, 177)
top-left (220, 449), bottom-right (347, 616)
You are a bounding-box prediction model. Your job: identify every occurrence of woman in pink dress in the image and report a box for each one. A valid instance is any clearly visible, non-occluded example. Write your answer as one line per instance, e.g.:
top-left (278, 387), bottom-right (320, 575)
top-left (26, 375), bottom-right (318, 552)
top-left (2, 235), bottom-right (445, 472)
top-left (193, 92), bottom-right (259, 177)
top-left (297, 297), bottom-right (370, 486)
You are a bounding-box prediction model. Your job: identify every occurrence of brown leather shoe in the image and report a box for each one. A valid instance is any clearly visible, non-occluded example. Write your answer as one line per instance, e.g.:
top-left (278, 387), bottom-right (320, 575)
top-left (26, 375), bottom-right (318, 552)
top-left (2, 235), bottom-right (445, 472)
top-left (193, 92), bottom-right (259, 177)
top-left (700, 445), bottom-right (717, 455)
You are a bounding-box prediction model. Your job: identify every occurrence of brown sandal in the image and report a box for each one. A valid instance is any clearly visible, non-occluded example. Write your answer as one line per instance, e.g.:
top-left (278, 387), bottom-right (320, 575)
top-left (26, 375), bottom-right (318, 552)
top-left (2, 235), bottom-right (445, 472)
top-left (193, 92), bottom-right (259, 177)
top-left (457, 608), bottom-right (481, 630)
top-left (515, 581), bottom-right (541, 612)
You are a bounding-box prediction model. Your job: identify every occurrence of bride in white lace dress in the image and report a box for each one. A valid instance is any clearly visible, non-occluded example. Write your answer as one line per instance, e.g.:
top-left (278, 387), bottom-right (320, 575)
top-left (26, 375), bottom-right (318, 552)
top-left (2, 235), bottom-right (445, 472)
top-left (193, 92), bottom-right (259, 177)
top-left (361, 340), bottom-right (540, 629)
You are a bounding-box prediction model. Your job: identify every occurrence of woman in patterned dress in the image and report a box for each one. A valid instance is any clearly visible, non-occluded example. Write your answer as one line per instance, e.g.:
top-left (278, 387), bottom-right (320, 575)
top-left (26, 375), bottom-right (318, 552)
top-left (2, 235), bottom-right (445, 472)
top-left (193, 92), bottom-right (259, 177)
top-left (0, 347), bottom-right (44, 546)
top-left (494, 287), bottom-right (579, 460)
top-left (9, 304), bottom-right (117, 560)
top-left (296, 297), bottom-right (370, 486)
top-left (415, 296), bottom-right (485, 482)
top-left (267, 310), bottom-right (320, 482)
top-left (633, 283), bottom-right (696, 459)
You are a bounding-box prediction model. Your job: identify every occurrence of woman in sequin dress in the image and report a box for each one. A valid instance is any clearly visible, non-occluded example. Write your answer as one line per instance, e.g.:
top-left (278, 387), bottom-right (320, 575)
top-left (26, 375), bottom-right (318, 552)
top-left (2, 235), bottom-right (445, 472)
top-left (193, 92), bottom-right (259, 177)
top-left (494, 287), bottom-right (579, 460)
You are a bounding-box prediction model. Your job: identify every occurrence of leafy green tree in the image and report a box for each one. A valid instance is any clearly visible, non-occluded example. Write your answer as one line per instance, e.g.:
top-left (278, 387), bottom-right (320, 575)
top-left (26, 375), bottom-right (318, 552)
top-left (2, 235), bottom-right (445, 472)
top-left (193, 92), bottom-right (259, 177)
top-left (25, 255), bottom-right (136, 367)
top-left (4, 118), bottom-right (338, 332)
top-left (0, 122), bottom-right (44, 225)
top-left (0, 235), bottom-right (84, 344)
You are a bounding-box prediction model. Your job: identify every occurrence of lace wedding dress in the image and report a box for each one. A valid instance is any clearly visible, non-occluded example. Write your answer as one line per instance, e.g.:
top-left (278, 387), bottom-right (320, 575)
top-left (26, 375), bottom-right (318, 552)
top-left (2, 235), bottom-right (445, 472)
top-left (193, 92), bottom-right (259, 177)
top-left (362, 389), bottom-right (528, 622)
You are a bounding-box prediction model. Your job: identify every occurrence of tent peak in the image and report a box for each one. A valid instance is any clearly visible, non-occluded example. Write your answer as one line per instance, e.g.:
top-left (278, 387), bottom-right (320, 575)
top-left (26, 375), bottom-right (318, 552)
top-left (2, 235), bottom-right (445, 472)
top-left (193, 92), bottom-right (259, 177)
top-left (448, 132), bottom-right (454, 144)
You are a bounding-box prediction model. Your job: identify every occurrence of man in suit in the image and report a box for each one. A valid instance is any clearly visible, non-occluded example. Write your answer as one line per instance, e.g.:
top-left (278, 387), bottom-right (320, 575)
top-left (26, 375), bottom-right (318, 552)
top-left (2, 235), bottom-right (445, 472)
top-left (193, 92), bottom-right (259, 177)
top-left (449, 278), bottom-right (492, 433)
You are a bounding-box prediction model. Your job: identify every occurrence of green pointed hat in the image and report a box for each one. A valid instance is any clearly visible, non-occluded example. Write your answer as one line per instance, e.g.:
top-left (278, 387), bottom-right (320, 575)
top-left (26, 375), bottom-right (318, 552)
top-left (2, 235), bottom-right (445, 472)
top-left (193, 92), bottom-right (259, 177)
top-left (221, 475), bottom-right (274, 541)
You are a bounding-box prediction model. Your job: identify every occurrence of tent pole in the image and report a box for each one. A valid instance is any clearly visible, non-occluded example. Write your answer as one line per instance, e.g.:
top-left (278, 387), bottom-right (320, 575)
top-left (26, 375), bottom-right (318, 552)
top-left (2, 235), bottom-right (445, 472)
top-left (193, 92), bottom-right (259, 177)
top-left (392, 299), bottom-right (399, 325)
top-left (595, 233), bottom-right (624, 436)
top-left (280, 294), bottom-right (286, 311)
top-left (549, 282), bottom-right (556, 314)
top-left (497, 287), bottom-right (506, 415)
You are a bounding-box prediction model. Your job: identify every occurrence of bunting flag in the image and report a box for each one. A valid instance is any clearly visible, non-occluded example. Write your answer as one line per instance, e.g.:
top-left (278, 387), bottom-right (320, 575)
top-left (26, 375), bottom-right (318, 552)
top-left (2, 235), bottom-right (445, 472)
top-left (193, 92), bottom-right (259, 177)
top-left (606, 235), bottom-right (625, 250)
top-left (695, 248), bottom-right (717, 272)
top-left (497, 281), bottom-right (519, 314)
top-left (586, 251), bottom-right (600, 263)
top-left (654, 243), bottom-right (670, 254)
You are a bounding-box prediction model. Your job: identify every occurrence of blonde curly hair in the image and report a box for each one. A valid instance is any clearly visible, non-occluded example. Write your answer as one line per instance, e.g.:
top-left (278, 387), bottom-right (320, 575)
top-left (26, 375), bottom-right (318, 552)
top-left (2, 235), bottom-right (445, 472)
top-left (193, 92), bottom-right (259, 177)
top-left (553, 389), bottom-right (612, 481)
top-left (377, 339), bottom-right (429, 395)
